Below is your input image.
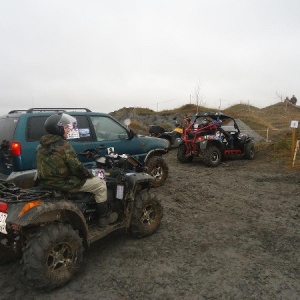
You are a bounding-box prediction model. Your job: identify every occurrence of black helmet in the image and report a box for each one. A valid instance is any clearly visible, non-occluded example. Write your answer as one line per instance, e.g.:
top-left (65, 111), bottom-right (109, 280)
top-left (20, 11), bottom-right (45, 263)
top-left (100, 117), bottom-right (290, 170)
top-left (45, 113), bottom-right (77, 137)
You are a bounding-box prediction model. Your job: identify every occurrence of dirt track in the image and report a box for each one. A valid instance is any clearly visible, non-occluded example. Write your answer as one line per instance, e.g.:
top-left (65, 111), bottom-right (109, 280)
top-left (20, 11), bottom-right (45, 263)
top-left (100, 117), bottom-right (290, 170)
top-left (1, 149), bottom-right (300, 300)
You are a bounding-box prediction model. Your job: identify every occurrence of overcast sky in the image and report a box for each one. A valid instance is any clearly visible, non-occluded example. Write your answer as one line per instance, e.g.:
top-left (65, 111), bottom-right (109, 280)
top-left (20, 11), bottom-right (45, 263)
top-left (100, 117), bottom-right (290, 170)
top-left (1, 0), bottom-right (299, 115)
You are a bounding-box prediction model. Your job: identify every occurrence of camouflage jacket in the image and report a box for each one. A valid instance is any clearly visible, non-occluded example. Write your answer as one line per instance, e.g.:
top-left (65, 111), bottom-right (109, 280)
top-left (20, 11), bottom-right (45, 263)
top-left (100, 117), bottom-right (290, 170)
top-left (36, 134), bottom-right (92, 191)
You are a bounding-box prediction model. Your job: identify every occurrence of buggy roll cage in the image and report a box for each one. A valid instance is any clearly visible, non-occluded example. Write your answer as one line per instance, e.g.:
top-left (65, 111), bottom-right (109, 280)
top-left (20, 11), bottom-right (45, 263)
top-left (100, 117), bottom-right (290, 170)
top-left (190, 112), bottom-right (240, 133)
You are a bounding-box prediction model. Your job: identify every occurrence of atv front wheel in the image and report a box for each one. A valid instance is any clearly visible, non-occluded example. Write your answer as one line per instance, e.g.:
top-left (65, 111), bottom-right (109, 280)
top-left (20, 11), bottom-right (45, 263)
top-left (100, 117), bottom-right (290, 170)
top-left (177, 144), bottom-right (194, 163)
top-left (129, 190), bottom-right (163, 238)
top-left (203, 146), bottom-right (221, 167)
top-left (244, 141), bottom-right (255, 160)
top-left (22, 223), bottom-right (83, 291)
top-left (146, 156), bottom-right (169, 187)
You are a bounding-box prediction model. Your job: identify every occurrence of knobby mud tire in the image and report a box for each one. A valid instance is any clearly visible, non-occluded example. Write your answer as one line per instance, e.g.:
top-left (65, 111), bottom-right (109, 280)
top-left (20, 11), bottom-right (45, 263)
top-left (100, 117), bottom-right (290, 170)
top-left (129, 190), bottom-right (163, 238)
top-left (22, 223), bottom-right (84, 291)
top-left (244, 141), bottom-right (255, 160)
top-left (203, 146), bottom-right (222, 167)
top-left (177, 144), bottom-right (194, 163)
top-left (146, 156), bottom-right (169, 187)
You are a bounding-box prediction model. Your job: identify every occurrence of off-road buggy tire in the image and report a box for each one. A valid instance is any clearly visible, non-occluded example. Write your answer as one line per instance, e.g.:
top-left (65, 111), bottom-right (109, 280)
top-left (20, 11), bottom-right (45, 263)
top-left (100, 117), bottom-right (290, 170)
top-left (203, 145), bottom-right (222, 167)
top-left (22, 222), bottom-right (83, 291)
top-left (0, 236), bottom-right (21, 265)
top-left (244, 141), bottom-right (255, 160)
top-left (146, 156), bottom-right (169, 187)
top-left (129, 190), bottom-right (163, 238)
top-left (177, 144), bottom-right (194, 163)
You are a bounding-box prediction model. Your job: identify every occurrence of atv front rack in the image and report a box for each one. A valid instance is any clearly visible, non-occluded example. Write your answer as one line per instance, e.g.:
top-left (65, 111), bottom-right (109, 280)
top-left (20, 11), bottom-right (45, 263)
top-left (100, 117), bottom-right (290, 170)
top-left (0, 180), bottom-right (51, 202)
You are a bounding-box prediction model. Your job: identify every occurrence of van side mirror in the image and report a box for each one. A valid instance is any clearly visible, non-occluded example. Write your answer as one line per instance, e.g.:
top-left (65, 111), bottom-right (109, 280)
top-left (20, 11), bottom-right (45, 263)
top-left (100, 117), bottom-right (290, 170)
top-left (128, 129), bottom-right (135, 140)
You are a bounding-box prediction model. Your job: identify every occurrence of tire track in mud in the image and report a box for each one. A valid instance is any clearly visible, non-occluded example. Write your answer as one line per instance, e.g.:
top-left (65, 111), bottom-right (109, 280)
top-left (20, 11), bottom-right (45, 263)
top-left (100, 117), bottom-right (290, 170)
top-left (0, 150), bottom-right (299, 299)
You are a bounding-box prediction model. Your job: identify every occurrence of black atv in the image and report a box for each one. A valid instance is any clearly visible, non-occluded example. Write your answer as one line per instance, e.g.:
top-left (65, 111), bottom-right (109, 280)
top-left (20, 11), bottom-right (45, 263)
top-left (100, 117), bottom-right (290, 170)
top-left (177, 112), bottom-right (255, 167)
top-left (149, 122), bottom-right (183, 149)
top-left (0, 151), bottom-right (163, 291)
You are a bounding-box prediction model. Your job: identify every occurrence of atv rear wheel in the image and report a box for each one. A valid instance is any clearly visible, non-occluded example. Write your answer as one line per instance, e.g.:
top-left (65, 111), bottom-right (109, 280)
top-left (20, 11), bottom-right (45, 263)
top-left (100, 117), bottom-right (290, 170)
top-left (177, 144), bottom-right (194, 163)
top-left (146, 156), bottom-right (168, 187)
top-left (203, 146), bottom-right (221, 167)
top-left (22, 223), bottom-right (83, 291)
top-left (244, 141), bottom-right (255, 159)
top-left (129, 190), bottom-right (163, 238)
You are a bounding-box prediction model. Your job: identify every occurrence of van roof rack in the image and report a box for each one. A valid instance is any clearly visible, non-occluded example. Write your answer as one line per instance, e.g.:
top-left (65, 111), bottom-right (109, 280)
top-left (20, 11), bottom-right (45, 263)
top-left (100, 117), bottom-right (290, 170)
top-left (26, 108), bottom-right (92, 113)
top-left (8, 108), bottom-right (92, 114)
top-left (8, 110), bottom-right (27, 114)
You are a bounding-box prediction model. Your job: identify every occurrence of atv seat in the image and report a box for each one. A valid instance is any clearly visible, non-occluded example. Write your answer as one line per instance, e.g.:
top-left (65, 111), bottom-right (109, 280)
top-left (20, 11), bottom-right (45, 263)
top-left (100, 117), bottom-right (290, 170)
top-left (64, 192), bottom-right (94, 202)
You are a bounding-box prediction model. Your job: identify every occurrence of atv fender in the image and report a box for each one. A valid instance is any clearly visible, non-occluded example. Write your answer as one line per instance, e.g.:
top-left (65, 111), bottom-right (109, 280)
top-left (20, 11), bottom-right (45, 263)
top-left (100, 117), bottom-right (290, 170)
top-left (199, 140), bottom-right (208, 150)
top-left (177, 138), bottom-right (185, 146)
top-left (6, 200), bottom-right (89, 245)
top-left (144, 148), bottom-right (168, 164)
top-left (125, 172), bottom-right (154, 191)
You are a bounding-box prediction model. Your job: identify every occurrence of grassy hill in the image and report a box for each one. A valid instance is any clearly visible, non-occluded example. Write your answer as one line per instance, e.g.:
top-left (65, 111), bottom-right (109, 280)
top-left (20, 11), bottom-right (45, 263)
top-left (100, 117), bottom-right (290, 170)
top-left (110, 101), bottom-right (300, 137)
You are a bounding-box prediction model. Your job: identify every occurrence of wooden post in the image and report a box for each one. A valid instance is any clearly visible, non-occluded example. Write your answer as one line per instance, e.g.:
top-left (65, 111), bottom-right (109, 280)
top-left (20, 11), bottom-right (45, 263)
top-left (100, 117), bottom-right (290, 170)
top-left (292, 140), bottom-right (300, 167)
top-left (291, 128), bottom-right (297, 167)
top-left (290, 121), bottom-right (299, 166)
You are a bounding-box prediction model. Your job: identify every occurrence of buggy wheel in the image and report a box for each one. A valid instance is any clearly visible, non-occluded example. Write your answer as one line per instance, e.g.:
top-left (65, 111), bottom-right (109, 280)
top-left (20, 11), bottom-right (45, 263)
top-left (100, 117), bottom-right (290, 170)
top-left (129, 190), bottom-right (163, 238)
top-left (203, 146), bottom-right (221, 167)
top-left (22, 223), bottom-right (83, 291)
top-left (177, 144), bottom-right (194, 163)
top-left (244, 141), bottom-right (255, 160)
top-left (0, 235), bottom-right (21, 265)
top-left (146, 156), bottom-right (169, 187)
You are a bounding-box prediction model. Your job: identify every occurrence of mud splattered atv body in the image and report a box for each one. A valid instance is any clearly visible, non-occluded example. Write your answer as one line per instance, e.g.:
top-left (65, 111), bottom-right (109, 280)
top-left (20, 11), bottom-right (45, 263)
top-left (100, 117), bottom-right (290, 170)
top-left (0, 152), bottom-right (163, 291)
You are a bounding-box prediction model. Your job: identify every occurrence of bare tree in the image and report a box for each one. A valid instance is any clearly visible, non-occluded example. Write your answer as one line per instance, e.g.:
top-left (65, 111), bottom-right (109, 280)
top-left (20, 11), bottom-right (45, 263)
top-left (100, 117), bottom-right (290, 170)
top-left (193, 84), bottom-right (206, 112)
top-left (276, 91), bottom-right (284, 102)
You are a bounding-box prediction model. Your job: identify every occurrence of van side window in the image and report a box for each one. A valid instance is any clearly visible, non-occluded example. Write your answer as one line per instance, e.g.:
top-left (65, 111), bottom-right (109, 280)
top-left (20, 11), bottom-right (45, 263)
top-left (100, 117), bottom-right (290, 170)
top-left (0, 117), bottom-right (19, 142)
top-left (27, 116), bottom-right (48, 141)
top-left (90, 116), bottom-right (128, 141)
top-left (26, 115), bottom-right (93, 142)
top-left (71, 115), bottom-right (93, 141)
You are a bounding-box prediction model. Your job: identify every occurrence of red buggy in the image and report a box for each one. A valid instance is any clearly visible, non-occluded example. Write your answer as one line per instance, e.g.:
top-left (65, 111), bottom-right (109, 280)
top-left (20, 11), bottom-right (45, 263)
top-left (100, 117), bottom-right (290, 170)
top-left (177, 112), bottom-right (255, 167)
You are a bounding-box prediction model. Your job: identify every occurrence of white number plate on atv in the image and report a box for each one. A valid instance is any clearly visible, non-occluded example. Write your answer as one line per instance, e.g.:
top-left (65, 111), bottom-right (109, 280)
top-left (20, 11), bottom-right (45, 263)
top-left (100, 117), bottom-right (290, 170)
top-left (0, 212), bottom-right (8, 234)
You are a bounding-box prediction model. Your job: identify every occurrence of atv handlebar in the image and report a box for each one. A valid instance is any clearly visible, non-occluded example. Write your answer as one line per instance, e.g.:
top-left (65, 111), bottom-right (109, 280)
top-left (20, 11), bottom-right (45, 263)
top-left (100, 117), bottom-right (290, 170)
top-left (78, 149), bottom-right (144, 171)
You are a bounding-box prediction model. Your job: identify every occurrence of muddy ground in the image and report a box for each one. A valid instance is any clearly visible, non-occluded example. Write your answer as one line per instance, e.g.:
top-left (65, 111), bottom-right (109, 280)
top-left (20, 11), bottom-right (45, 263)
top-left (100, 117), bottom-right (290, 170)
top-left (1, 149), bottom-right (300, 300)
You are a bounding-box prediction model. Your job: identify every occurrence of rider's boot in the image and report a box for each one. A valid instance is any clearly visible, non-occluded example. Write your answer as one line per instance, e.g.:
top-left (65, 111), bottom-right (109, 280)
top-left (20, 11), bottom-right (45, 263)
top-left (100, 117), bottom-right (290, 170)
top-left (96, 202), bottom-right (118, 227)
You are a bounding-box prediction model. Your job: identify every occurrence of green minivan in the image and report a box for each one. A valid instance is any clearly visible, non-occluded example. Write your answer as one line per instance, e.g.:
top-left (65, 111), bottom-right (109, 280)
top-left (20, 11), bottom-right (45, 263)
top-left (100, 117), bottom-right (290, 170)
top-left (0, 108), bottom-right (169, 188)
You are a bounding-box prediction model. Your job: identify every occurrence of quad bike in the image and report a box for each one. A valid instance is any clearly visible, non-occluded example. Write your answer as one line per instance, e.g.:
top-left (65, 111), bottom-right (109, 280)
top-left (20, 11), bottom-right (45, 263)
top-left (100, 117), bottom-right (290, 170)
top-left (0, 150), bottom-right (163, 291)
top-left (149, 121), bottom-right (183, 149)
top-left (177, 112), bottom-right (255, 167)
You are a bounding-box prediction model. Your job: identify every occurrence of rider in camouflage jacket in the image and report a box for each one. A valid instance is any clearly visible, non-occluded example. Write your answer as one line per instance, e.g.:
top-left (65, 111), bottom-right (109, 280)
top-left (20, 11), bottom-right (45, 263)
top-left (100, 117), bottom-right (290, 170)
top-left (36, 113), bottom-right (118, 227)
top-left (36, 134), bottom-right (92, 192)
